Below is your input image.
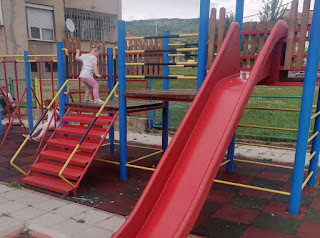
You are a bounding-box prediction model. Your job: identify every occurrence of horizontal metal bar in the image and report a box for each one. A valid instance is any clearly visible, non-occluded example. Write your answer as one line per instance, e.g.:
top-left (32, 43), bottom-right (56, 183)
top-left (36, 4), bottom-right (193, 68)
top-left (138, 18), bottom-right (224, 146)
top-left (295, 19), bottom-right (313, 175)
top-left (305, 151), bottom-right (316, 165)
top-left (245, 107), bottom-right (301, 112)
top-left (169, 43), bottom-right (198, 46)
top-left (214, 179), bottom-right (291, 195)
top-left (125, 62), bottom-right (197, 66)
top-left (311, 111), bottom-right (320, 120)
top-left (125, 163), bottom-right (155, 171)
top-left (236, 142), bottom-right (297, 151)
top-left (238, 124), bottom-right (299, 132)
top-left (94, 158), bottom-right (120, 165)
top-left (308, 131), bottom-right (319, 143)
top-left (237, 133), bottom-right (297, 141)
top-left (302, 171), bottom-right (314, 189)
top-left (168, 53), bottom-right (199, 57)
top-left (127, 150), bottom-right (163, 165)
top-left (220, 159), bottom-right (230, 167)
top-left (125, 33), bottom-right (198, 40)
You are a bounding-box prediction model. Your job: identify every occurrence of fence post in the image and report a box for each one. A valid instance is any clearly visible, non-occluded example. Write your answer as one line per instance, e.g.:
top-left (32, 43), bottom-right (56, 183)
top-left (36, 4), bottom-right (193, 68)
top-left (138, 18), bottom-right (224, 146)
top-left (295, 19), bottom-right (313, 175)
top-left (57, 42), bottom-right (67, 119)
top-left (148, 78), bottom-right (152, 130)
top-left (162, 30), bottom-right (170, 152)
top-left (24, 51), bottom-right (33, 133)
top-left (289, 0), bottom-right (320, 215)
top-left (107, 48), bottom-right (115, 154)
top-left (118, 20), bottom-right (127, 181)
top-left (196, 0), bottom-right (210, 91)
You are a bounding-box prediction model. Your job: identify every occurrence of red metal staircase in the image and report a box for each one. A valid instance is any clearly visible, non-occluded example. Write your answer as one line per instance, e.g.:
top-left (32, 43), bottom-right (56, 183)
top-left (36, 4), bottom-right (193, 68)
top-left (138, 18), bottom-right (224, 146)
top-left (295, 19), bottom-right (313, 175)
top-left (22, 107), bottom-right (118, 196)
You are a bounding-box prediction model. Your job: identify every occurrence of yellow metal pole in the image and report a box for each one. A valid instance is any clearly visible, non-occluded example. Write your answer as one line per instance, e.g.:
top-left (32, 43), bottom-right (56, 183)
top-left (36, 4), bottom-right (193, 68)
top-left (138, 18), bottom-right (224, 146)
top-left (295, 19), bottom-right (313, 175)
top-left (308, 131), bottom-right (319, 143)
top-left (214, 179), bottom-right (291, 195)
top-left (125, 164), bottom-right (156, 171)
top-left (176, 47), bottom-right (198, 52)
top-left (10, 136), bottom-right (30, 175)
top-left (94, 158), bottom-right (120, 165)
top-left (305, 151), bottom-right (316, 165)
top-left (179, 33), bottom-right (199, 37)
top-left (302, 171), bottom-right (314, 189)
top-left (220, 159), bottom-right (230, 167)
top-left (127, 150), bottom-right (163, 164)
top-left (311, 111), bottom-right (320, 119)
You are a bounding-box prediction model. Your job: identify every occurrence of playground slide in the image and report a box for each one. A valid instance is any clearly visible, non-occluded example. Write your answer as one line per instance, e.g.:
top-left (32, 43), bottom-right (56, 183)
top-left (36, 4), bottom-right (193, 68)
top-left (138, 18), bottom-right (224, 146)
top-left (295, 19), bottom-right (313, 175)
top-left (114, 21), bottom-right (288, 238)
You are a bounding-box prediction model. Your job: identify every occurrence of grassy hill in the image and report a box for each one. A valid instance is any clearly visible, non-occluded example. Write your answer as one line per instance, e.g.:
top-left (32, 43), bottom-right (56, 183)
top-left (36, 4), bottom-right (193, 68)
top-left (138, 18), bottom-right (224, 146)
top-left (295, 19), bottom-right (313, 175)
top-left (126, 18), bottom-right (200, 37)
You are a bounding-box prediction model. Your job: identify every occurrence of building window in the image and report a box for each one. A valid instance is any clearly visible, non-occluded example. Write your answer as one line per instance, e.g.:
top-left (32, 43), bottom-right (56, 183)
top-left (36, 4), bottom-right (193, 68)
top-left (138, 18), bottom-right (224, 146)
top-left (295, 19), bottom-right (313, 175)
top-left (25, 3), bottom-right (55, 41)
top-left (0, 0), bottom-right (3, 26)
top-left (45, 62), bottom-right (57, 72)
top-left (30, 62), bottom-right (38, 72)
top-left (65, 8), bottom-right (117, 42)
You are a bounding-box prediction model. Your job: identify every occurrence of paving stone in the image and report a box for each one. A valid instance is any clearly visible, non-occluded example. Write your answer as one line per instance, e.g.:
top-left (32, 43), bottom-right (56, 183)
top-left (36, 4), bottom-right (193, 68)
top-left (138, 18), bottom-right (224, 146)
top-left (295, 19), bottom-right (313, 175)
top-left (251, 213), bottom-right (301, 235)
top-left (32, 198), bottom-right (69, 211)
top-left (273, 194), bottom-right (313, 207)
top-left (95, 216), bottom-right (125, 232)
top-left (52, 203), bottom-right (89, 218)
top-left (228, 194), bottom-right (269, 211)
top-left (249, 177), bottom-right (286, 190)
top-left (0, 216), bottom-right (24, 237)
top-left (0, 184), bottom-right (14, 193)
top-left (27, 212), bottom-right (68, 227)
top-left (0, 196), bottom-right (8, 204)
top-left (304, 208), bottom-right (320, 224)
top-left (10, 206), bottom-right (46, 221)
top-left (0, 189), bottom-right (29, 200)
top-left (15, 192), bottom-right (51, 205)
top-left (193, 217), bottom-right (247, 238)
top-left (73, 209), bottom-right (113, 225)
top-left (72, 227), bottom-right (114, 238)
top-left (0, 200), bottom-right (28, 213)
top-left (27, 223), bottom-right (72, 238)
top-left (51, 218), bottom-right (91, 236)
top-left (241, 226), bottom-right (293, 238)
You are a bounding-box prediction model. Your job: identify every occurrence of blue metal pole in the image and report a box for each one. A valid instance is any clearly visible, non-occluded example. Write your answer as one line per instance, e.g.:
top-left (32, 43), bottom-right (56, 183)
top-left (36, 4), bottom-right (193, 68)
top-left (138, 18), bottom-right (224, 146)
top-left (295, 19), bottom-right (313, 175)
top-left (289, 0), bottom-right (320, 215)
top-left (118, 20), bottom-right (127, 180)
top-left (24, 51), bottom-right (33, 134)
top-left (148, 78), bottom-right (152, 130)
top-left (0, 104), bottom-right (2, 135)
top-left (196, 0), bottom-right (210, 91)
top-left (235, 0), bottom-right (244, 32)
top-left (227, 0), bottom-right (244, 173)
top-left (57, 42), bottom-right (67, 119)
top-left (107, 48), bottom-right (115, 154)
top-left (307, 0), bottom-right (320, 187)
top-left (162, 30), bottom-right (170, 151)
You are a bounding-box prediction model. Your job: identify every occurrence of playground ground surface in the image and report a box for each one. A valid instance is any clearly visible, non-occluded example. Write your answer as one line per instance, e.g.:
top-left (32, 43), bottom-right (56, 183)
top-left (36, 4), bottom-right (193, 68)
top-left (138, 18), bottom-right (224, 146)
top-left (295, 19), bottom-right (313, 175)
top-left (1, 125), bottom-right (320, 238)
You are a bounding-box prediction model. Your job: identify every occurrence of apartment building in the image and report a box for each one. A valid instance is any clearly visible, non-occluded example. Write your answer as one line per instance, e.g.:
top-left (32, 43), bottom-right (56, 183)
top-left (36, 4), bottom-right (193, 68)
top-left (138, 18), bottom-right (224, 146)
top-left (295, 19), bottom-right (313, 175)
top-left (0, 0), bottom-right (121, 55)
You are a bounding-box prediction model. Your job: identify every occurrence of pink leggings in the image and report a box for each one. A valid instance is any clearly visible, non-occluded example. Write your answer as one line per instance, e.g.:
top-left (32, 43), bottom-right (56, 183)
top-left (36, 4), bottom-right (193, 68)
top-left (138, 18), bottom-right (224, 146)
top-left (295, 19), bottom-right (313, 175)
top-left (79, 77), bottom-right (99, 100)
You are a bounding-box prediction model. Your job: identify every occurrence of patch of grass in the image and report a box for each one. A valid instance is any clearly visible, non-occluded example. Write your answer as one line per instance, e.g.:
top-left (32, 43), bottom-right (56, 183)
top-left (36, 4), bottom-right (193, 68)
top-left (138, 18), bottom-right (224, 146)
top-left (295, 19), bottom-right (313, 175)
top-left (19, 228), bottom-right (31, 237)
top-left (7, 181), bottom-right (21, 189)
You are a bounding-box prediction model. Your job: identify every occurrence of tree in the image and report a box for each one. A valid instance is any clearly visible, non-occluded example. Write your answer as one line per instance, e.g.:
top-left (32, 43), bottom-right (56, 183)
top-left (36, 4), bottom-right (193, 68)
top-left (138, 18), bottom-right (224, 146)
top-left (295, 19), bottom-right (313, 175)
top-left (259, 0), bottom-right (288, 22)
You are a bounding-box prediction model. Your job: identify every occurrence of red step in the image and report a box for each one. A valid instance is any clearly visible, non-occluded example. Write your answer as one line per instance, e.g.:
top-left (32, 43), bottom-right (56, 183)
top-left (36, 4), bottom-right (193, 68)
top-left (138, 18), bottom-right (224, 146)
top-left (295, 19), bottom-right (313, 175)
top-left (22, 173), bottom-right (75, 195)
top-left (47, 136), bottom-right (100, 152)
top-left (40, 148), bottom-right (91, 166)
top-left (31, 161), bottom-right (84, 180)
top-left (55, 124), bottom-right (106, 138)
top-left (62, 113), bottom-right (113, 126)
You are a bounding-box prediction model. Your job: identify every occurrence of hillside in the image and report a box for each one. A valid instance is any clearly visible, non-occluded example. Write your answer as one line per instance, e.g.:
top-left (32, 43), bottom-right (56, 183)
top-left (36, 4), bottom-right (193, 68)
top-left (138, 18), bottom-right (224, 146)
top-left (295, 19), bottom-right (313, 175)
top-left (126, 18), bottom-right (200, 37)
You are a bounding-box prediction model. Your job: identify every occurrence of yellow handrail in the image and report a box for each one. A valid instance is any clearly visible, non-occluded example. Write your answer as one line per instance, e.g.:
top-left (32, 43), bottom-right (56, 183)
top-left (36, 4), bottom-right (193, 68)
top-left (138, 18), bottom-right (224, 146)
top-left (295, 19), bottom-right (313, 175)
top-left (10, 79), bottom-right (69, 175)
top-left (58, 83), bottom-right (119, 188)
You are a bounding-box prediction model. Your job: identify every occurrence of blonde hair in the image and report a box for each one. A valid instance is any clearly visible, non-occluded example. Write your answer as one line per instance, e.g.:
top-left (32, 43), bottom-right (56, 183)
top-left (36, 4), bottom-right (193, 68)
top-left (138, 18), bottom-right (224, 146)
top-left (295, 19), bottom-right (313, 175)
top-left (90, 43), bottom-right (102, 51)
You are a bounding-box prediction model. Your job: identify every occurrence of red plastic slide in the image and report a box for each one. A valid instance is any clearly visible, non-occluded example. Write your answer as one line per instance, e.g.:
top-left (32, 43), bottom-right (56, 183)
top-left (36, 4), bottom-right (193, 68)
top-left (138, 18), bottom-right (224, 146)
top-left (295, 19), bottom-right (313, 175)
top-left (113, 21), bottom-right (288, 238)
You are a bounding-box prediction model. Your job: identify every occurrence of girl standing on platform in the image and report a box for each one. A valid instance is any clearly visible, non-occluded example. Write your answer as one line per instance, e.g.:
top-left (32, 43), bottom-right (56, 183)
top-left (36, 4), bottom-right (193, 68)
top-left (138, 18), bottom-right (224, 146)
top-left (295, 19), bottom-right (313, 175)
top-left (75, 44), bottom-right (104, 104)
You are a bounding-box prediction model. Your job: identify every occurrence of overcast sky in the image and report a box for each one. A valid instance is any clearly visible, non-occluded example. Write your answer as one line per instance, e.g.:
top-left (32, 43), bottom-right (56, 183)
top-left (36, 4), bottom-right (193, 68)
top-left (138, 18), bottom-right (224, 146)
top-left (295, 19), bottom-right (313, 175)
top-left (122, 0), bottom-right (314, 21)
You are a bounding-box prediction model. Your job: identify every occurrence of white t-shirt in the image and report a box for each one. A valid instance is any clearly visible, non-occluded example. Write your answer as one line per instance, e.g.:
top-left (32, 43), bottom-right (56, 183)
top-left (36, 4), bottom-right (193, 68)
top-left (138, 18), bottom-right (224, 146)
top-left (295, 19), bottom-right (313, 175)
top-left (47, 110), bottom-right (59, 127)
top-left (79, 54), bottom-right (98, 79)
top-left (8, 93), bottom-right (15, 107)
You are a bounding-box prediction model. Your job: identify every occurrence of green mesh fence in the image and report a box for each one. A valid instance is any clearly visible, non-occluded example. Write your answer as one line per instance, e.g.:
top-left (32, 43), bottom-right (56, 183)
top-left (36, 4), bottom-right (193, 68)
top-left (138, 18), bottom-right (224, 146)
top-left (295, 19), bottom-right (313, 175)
top-left (151, 94), bottom-right (318, 142)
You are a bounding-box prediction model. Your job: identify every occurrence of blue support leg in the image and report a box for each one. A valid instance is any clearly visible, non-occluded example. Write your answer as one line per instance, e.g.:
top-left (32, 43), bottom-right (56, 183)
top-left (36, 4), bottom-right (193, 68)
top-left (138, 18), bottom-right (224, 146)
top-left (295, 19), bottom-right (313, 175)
top-left (227, 133), bottom-right (236, 173)
top-left (289, 0), bottom-right (320, 215)
top-left (196, 0), bottom-right (210, 91)
top-left (107, 48), bottom-right (115, 154)
top-left (162, 31), bottom-right (170, 151)
top-left (226, 0), bottom-right (244, 173)
top-left (118, 20), bottom-right (127, 180)
top-left (57, 42), bottom-right (67, 119)
top-left (24, 51), bottom-right (33, 133)
top-left (148, 78), bottom-right (152, 130)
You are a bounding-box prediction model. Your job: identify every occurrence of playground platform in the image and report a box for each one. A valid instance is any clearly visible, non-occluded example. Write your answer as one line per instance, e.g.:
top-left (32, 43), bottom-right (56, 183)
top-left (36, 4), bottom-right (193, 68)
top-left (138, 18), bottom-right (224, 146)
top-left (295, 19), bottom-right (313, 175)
top-left (1, 125), bottom-right (320, 238)
top-left (124, 89), bottom-right (197, 101)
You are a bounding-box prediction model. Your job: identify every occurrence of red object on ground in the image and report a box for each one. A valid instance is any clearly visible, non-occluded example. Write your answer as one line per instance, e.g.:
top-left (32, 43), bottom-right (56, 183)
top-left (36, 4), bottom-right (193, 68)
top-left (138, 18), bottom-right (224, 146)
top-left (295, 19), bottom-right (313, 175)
top-left (113, 20), bottom-right (288, 238)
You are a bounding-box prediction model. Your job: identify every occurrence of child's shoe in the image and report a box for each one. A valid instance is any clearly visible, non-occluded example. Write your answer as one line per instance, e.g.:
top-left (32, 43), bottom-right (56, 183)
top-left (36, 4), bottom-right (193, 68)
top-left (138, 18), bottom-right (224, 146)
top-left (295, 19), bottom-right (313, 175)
top-left (84, 98), bottom-right (93, 103)
top-left (32, 136), bottom-right (41, 142)
top-left (94, 99), bottom-right (104, 104)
